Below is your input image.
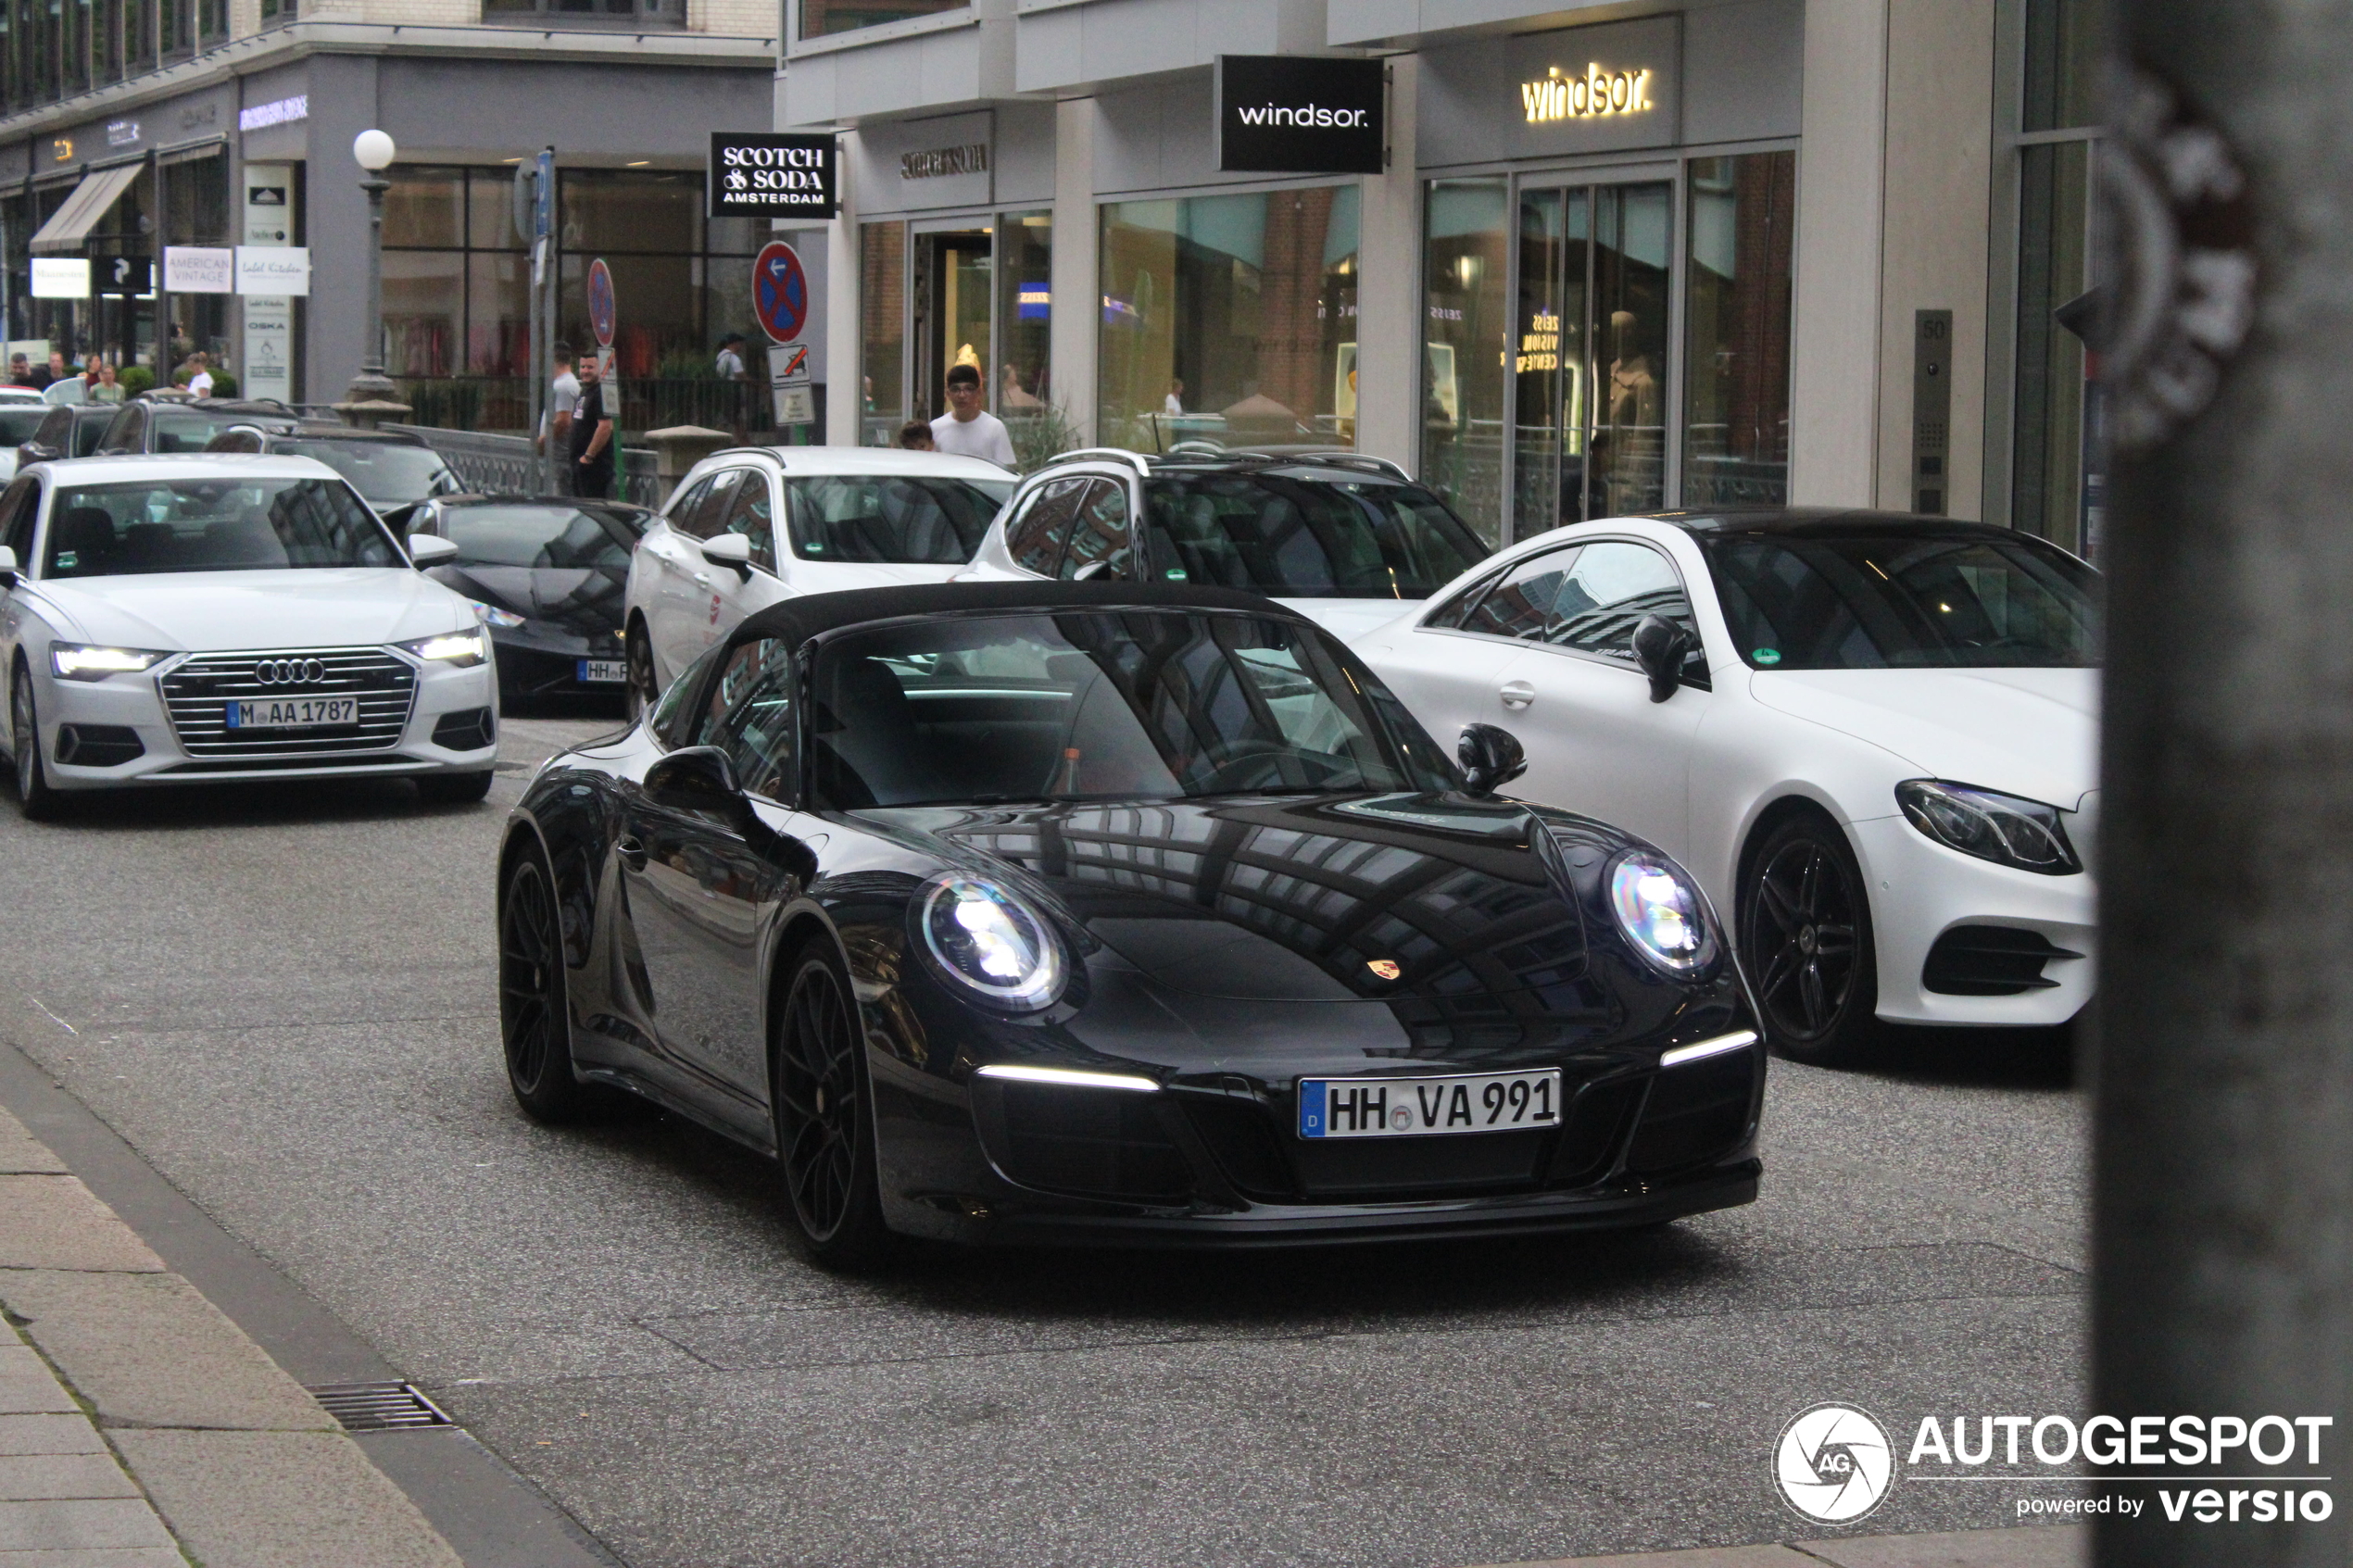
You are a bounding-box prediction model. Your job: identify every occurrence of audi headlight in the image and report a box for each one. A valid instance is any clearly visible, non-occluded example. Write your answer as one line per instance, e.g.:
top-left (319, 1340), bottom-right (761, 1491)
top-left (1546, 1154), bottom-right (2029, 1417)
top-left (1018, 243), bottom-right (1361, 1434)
top-left (400, 630), bottom-right (488, 668)
top-left (1896, 780), bottom-right (2081, 874)
top-left (51, 645), bottom-right (167, 681)
top-left (468, 600), bottom-right (525, 630)
top-left (1607, 852), bottom-right (1719, 977)
top-left (914, 875), bottom-right (1065, 1012)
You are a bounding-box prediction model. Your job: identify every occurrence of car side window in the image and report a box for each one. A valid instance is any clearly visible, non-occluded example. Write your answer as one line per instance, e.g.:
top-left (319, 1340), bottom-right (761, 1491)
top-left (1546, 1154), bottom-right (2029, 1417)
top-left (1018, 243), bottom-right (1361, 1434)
top-left (685, 470), bottom-right (744, 542)
top-left (701, 637), bottom-right (796, 800)
top-left (720, 470), bottom-right (777, 573)
top-left (663, 477), bottom-right (711, 537)
top-left (0, 477), bottom-right (38, 564)
top-left (32, 408), bottom-right (67, 449)
top-left (649, 643), bottom-right (724, 748)
top-left (100, 405), bottom-right (142, 454)
top-left (1057, 479), bottom-right (1134, 581)
top-left (1005, 478), bottom-right (1087, 576)
top-left (1454, 546), bottom-right (1581, 641)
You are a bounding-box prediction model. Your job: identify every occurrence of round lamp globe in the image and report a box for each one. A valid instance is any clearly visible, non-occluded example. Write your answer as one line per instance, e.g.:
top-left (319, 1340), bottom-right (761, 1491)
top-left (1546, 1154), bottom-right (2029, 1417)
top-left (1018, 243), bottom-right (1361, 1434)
top-left (352, 130), bottom-right (396, 171)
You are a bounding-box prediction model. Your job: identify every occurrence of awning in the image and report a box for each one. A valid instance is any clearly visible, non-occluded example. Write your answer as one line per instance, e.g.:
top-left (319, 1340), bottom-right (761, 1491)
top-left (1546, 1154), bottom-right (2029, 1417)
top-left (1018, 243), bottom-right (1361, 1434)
top-left (31, 162), bottom-right (143, 256)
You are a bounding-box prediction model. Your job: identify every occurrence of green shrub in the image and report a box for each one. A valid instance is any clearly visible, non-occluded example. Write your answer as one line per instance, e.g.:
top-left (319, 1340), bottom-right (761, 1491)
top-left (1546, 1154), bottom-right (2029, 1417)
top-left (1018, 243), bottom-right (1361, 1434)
top-left (118, 366), bottom-right (155, 395)
top-left (208, 370), bottom-right (238, 398)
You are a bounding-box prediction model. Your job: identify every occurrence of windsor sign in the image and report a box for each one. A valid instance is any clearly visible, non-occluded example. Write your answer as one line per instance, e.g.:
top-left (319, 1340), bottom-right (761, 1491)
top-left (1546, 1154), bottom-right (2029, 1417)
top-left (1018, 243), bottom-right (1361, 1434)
top-left (1215, 55), bottom-right (1385, 174)
top-left (708, 132), bottom-right (838, 220)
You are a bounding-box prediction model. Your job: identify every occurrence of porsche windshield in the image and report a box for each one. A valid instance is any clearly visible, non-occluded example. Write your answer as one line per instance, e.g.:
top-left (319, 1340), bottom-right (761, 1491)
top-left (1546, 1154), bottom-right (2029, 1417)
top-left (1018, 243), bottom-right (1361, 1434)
top-left (1141, 471), bottom-right (1488, 598)
top-left (280, 439), bottom-right (456, 504)
top-left (812, 610), bottom-right (1454, 809)
top-left (42, 477), bottom-right (405, 578)
top-left (1701, 531), bottom-right (2099, 670)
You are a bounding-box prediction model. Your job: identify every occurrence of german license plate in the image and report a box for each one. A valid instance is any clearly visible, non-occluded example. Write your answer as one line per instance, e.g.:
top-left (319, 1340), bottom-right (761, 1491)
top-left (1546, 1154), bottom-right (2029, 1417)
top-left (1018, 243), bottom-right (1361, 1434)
top-left (1298, 1069), bottom-right (1561, 1140)
top-left (225, 696), bottom-right (359, 730)
top-left (577, 659), bottom-right (627, 684)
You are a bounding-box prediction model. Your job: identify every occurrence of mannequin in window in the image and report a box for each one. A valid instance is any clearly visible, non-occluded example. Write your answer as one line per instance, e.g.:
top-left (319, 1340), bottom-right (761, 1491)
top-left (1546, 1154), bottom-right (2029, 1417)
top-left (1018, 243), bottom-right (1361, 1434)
top-left (1603, 308), bottom-right (1662, 515)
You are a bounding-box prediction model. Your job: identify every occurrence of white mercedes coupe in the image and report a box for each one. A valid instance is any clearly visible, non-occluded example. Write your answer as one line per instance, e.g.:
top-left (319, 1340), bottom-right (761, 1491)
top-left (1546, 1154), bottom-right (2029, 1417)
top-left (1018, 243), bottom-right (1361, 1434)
top-left (1357, 508), bottom-right (2098, 1065)
top-left (0, 454), bottom-right (499, 817)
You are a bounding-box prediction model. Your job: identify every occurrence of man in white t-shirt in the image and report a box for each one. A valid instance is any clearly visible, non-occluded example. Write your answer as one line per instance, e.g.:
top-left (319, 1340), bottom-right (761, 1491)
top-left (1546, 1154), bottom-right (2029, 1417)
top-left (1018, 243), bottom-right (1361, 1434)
top-left (541, 345), bottom-right (581, 495)
top-left (928, 363), bottom-right (1015, 468)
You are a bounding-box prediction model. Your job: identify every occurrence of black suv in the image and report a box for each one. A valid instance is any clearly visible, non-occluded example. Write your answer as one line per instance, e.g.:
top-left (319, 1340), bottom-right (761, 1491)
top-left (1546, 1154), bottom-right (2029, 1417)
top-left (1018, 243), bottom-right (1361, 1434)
top-left (94, 395), bottom-right (305, 455)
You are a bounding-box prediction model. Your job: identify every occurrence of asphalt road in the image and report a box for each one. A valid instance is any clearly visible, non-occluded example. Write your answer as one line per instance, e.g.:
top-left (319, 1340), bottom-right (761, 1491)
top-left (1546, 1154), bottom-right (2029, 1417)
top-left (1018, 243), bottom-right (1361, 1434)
top-left (0, 715), bottom-right (2088, 1568)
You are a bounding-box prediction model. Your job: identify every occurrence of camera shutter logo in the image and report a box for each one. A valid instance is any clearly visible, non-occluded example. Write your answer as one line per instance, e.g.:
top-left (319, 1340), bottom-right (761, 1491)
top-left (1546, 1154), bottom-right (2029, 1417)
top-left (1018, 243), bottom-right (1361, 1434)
top-left (1775, 1404), bottom-right (1895, 1524)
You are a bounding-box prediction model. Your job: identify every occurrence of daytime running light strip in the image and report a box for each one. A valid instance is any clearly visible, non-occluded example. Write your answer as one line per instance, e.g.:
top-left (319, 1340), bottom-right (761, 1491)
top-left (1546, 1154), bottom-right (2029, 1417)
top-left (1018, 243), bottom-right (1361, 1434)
top-left (975, 1063), bottom-right (1161, 1093)
top-left (1658, 1030), bottom-right (1760, 1069)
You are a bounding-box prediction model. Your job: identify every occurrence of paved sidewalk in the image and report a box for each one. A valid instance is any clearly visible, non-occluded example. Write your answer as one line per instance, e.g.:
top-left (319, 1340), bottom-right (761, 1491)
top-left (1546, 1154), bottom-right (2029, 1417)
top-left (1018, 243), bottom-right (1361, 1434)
top-left (0, 1101), bottom-right (463, 1568)
top-left (1475, 1524), bottom-right (2084, 1567)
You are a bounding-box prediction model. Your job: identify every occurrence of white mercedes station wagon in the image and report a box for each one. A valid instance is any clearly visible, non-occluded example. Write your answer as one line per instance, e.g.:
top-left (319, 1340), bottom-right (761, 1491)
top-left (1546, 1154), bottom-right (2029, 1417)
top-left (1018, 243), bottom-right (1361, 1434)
top-left (0, 455), bottom-right (499, 817)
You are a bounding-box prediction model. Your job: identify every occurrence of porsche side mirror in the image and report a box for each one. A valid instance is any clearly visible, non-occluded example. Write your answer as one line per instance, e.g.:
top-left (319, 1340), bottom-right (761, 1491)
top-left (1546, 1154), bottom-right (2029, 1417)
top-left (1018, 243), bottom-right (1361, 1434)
top-left (1458, 723), bottom-right (1527, 798)
top-left (698, 532), bottom-right (755, 578)
top-left (407, 533), bottom-right (459, 569)
top-left (646, 745), bottom-right (745, 815)
top-left (1631, 615), bottom-right (1695, 704)
top-left (0, 545), bottom-right (16, 588)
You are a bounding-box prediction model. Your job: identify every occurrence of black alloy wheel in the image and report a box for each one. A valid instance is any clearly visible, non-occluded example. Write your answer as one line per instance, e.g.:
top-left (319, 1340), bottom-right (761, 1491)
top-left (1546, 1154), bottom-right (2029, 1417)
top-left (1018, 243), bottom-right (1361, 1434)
top-left (9, 665), bottom-right (60, 820)
top-left (1740, 812), bottom-right (1879, 1067)
top-left (773, 944), bottom-right (889, 1264)
top-left (625, 624), bottom-right (658, 722)
top-left (499, 852), bottom-right (586, 1121)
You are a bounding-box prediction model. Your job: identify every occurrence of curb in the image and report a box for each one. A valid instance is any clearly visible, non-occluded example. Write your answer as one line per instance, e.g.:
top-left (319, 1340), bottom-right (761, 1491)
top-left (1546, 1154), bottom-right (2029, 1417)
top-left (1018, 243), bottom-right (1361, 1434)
top-left (0, 1099), bottom-right (466, 1568)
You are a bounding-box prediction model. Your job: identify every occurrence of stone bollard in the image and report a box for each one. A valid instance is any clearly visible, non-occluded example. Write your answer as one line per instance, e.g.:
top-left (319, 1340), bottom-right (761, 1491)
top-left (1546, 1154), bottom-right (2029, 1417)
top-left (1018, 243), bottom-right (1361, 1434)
top-left (644, 425), bottom-right (735, 508)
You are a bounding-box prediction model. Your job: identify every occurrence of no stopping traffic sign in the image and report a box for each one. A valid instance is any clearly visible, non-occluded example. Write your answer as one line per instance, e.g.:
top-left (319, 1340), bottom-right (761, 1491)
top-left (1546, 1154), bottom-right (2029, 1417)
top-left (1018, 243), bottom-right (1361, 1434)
top-left (753, 242), bottom-right (810, 345)
top-left (586, 258), bottom-right (616, 348)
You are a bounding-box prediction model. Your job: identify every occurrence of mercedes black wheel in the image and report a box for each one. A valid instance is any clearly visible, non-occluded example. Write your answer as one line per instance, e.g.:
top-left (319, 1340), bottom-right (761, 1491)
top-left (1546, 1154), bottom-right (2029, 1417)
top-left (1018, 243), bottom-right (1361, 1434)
top-left (9, 665), bottom-right (61, 821)
top-left (499, 850), bottom-right (587, 1122)
top-left (625, 624), bottom-right (659, 723)
top-left (1739, 812), bottom-right (1880, 1067)
top-left (772, 941), bottom-right (890, 1266)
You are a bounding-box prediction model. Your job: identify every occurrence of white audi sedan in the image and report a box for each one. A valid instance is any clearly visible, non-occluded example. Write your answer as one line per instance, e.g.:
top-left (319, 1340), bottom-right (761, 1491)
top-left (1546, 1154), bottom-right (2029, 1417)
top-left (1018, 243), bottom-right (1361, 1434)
top-left (0, 455), bottom-right (498, 817)
top-left (623, 445), bottom-right (1014, 712)
top-left (1357, 508), bottom-right (2098, 1065)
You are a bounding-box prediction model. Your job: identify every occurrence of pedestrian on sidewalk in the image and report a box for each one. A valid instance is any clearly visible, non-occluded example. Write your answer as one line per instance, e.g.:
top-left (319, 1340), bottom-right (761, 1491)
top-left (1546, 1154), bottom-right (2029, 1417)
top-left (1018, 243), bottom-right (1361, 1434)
top-left (540, 344), bottom-right (579, 495)
top-left (897, 420), bottom-right (937, 452)
top-left (928, 362), bottom-right (1015, 469)
top-left (571, 354), bottom-right (616, 501)
top-left (182, 352), bottom-right (213, 396)
top-left (715, 333), bottom-right (749, 380)
top-left (90, 361), bottom-right (123, 404)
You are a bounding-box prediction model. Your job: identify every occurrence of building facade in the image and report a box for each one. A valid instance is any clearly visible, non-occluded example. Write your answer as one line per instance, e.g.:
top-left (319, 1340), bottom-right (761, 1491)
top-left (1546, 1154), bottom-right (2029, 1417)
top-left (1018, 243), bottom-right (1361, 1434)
top-left (784, 0), bottom-right (2101, 555)
top-left (0, 0), bottom-right (776, 424)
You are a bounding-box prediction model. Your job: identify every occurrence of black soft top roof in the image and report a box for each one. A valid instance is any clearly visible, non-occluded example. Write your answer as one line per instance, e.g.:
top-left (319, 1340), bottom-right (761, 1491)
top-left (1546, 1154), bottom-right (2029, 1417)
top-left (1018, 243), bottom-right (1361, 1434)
top-left (727, 580), bottom-right (1301, 653)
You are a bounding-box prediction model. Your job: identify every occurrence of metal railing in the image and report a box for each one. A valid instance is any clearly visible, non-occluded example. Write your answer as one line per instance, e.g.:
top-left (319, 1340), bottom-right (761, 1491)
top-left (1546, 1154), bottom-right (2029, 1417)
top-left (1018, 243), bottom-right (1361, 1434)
top-left (396, 423), bottom-right (661, 508)
top-left (391, 376), bottom-right (782, 441)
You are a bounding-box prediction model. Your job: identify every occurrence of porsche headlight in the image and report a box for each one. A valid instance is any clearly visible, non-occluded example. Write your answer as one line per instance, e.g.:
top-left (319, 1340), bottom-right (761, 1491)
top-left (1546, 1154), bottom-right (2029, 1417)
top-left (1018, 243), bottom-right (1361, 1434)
top-left (1896, 780), bottom-right (2081, 875)
top-left (400, 630), bottom-right (488, 668)
top-left (916, 875), bottom-right (1065, 1012)
top-left (50, 645), bottom-right (167, 681)
top-left (1607, 852), bottom-right (1719, 977)
top-left (468, 600), bottom-right (526, 630)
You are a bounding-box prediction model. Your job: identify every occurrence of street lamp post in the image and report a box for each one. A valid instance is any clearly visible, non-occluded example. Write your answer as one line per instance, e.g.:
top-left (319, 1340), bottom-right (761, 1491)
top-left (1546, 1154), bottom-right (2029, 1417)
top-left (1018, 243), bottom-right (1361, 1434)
top-left (346, 129), bottom-right (398, 409)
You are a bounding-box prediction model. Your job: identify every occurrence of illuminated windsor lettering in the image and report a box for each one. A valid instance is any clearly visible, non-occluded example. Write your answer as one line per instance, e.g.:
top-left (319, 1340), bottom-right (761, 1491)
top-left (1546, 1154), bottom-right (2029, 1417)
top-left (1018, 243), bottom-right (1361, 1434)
top-left (1520, 63), bottom-right (1655, 123)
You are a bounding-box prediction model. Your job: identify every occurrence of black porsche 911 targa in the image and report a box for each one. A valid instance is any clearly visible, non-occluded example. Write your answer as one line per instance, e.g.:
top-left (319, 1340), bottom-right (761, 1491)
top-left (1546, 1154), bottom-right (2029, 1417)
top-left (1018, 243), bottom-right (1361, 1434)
top-left (497, 581), bottom-right (1764, 1260)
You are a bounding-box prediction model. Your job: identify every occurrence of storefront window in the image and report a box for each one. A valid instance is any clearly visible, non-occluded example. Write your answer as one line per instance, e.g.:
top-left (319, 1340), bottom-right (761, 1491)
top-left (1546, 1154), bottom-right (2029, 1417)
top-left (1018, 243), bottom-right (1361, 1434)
top-left (1683, 151), bottom-right (1794, 508)
top-left (2023, 0), bottom-right (2102, 133)
top-left (383, 166), bottom-right (760, 433)
top-left (1097, 186), bottom-right (1358, 454)
top-left (2012, 140), bottom-right (2092, 553)
top-left (996, 211), bottom-right (1051, 420)
top-left (799, 0), bottom-right (962, 41)
top-left (1422, 179), bottom-right (1507, 546)
top-left (861, 220), bottom-right (906, 446)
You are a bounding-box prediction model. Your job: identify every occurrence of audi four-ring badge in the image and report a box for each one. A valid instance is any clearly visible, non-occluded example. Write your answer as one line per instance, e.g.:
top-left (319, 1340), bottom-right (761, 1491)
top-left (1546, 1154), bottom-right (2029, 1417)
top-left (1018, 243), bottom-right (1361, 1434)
top-left (0, 454), bottom-right (501, 817)
top-left (497, 582), bottom-right (1763, 1260)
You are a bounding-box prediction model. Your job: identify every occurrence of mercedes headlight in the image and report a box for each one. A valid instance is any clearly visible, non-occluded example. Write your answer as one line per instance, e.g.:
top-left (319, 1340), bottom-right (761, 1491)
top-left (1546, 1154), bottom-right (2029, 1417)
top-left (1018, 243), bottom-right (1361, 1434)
top-left (468, 600), bottom-right (525, 630)
top-left (400, 630), bottom-right (489, 668)
top-left (50, 645), bottom-right (167, 681)
top-left (1607, 852), bottom-right (1719, 977)
top-left (914, 875), bottom-right (1065, 1012)
top-left (1896, 780), bottom-right (2081, 875)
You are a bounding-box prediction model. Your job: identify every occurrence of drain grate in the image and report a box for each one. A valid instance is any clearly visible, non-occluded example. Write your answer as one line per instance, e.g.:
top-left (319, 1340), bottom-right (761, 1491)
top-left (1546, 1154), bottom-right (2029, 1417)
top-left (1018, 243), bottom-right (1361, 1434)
top-left (307, 1381), bottom-right (455, 1432)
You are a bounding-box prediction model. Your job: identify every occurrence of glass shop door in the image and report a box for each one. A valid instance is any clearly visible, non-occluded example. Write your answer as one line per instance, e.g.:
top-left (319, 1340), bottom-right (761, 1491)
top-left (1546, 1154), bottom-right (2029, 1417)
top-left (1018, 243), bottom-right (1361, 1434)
top-left (910, 227), bottom-right (992, 422)
top-left (1508, 177), bottom-right (1676, 539)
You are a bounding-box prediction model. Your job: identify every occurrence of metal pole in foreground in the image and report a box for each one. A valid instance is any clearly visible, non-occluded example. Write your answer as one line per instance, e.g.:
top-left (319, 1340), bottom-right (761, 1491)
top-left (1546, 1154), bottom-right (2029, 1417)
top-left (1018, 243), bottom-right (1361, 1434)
top-left (2096, 6), bottom-right (2353, 1564)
